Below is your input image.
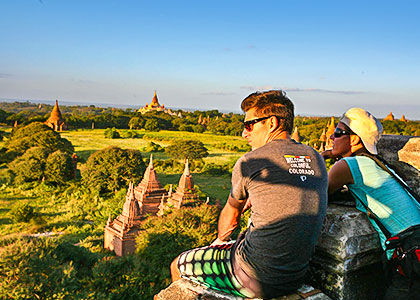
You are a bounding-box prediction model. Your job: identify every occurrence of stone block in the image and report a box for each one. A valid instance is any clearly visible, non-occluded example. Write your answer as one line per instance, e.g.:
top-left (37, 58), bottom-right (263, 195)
top-left (377, 135), bottom-right (420, 194)
top-left (154, 279), bottom-right (332, 300)
top-left (310, 205), bottom-right (386, 300)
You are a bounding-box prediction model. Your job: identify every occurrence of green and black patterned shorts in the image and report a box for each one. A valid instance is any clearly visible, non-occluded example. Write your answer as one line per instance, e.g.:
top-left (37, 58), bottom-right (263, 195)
top-left (177, 241), bottom-right (257, 298)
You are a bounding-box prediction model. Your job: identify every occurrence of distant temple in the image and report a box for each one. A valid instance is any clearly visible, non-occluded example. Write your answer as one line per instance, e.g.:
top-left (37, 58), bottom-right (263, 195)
top-left (45, 100), bottom-right (67, 131)
top-left (400, 114), bottom-right (408, 122)
top-left (384, 112), bottom-right (395, 121)
top-left (158, 160), bottom-right (200, 216)
top-left (138, 91), bottom-right (166, 114)
top-left (104, 182), bottom-right (143, 256)
top-left (138, 91), bottom-right (183, 117)
top-left (325, 117), bottom-right (336, 150)
top-left (291, 126), bottom-right (301, 143)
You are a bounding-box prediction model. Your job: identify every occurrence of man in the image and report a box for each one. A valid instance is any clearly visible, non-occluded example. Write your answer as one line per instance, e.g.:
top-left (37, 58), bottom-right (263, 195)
top-left (322, 107), bottom-right (420, 300)
top-left (170, 90), bottom-right (328, 298)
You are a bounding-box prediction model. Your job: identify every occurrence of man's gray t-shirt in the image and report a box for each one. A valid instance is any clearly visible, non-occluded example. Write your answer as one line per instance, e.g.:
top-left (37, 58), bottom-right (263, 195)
top-left (230, 139), bottom-right (328, 285)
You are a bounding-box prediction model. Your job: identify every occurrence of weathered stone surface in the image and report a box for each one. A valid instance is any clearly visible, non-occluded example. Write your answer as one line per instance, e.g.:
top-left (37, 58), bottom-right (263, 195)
top-left (377, 135), bottom-right (420, 194)
top-left (155, 279), bottom-right (332, 300)
top-left (310, 205), bottom-right (386, 300)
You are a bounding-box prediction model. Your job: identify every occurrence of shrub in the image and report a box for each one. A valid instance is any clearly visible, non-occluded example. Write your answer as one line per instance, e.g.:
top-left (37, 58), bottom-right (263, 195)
top-left (120, 130), bottom-right (141, 138)
top-left (83, 146), bottom-right (146, 194)
top-left (4, 122), bottom-right (74, 159)
top-left (143, 141), bottom-right (164, 153)
top-left (9, 202), bottom-right (35, 222)
top-left (44, 150), bottom-right (75, 184)
top-left (0, 238), bottom-right (98, 299)
top-left (8, 147), bottom-right (51, 183)
top-left (104, 127), bottom-right (120, 139)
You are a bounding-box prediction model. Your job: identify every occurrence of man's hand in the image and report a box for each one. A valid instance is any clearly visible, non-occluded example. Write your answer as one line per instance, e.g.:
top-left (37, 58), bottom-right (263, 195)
top-left (321, 150), bottom-right (333, 159)
top-left (321, 150), bottom-right (340, 161)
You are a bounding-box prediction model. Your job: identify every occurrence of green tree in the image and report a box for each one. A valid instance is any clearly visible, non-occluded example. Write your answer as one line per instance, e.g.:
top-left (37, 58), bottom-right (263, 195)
top-left (128, 116), bottom-right (145, 129)
top-left (5, 122), bottom-right (73, 159)
top-left (143, 142), bottom-right (164, 153)
top-left (104, 127), bottom-right (120, 139)
top-left (44, 150), bottom-right (75, 185)
top-left (165, 140), bottom-right (209, 160)
top-left (8, 147), bottom-right (51, 183)
top-left (191, 124), bottom-right (205, 133)
top-left (144, 119), bottom-right (160, 131)
top-left (83, 146), bottom-right (146, 193)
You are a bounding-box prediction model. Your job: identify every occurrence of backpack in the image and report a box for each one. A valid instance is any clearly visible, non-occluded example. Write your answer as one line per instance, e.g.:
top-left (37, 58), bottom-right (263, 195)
top-left (384, 225), bottom-right (420, 279)
top-left (352, 153), bottom-right (420, 280)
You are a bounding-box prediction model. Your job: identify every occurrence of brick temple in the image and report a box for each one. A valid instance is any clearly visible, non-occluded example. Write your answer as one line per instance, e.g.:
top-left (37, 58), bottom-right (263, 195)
top-left (105, 156), bottom-right (202, 255)
top-left (134, 155), bottom-right (169, 216)
top-left (104, 182), bottom-right (143, 256)
top-left (158, 160), bottom-right (200, 216)
top-left (45, 100), bottom-right (67, 131)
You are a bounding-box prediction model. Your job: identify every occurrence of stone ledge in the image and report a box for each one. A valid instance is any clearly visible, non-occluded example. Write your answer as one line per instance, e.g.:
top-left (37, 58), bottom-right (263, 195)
top-left (154, 279), bottom-right (332, 300)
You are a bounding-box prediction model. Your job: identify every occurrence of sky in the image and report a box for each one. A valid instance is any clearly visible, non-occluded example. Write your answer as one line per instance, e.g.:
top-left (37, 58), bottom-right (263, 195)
top-left (0, 0), bottom-right (419, 119)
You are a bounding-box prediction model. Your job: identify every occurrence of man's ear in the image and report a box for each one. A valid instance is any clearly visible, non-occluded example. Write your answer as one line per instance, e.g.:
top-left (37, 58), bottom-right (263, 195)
top-left (269, 116), bottom-right (278, 132)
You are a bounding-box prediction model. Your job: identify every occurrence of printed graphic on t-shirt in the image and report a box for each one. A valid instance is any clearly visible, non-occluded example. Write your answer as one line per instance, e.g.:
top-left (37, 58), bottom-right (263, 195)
top-left (284, 155), bottom-right (315, 180)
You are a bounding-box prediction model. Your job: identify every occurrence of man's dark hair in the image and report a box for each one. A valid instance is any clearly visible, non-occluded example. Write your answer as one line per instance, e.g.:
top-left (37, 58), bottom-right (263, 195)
top-left (241, 90), bottom-right (294, 134)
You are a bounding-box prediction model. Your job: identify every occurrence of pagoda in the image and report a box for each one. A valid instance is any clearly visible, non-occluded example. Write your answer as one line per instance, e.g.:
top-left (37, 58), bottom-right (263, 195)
top-left (104, 182), bottom-right (143, 256)
top-left (45, 100), bottom-right (67, 131)
top-left (138, 91), bottom-right (166, 114)
top-left (158, 160), bottom-right (200, 216)
top-left (291, 126), bottom-right (301, 143)
top-left (384, 112), bottom-right (394, 121)
top-left (325, 117), bottom-right (336, 150)
top-left (400, 115), bottom-right (408, 122)
top-left (134, 155), bottom-right (169, 216)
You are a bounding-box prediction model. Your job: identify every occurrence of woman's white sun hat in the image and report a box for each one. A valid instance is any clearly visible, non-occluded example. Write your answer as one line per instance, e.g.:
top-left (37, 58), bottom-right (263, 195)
top-left (340, 107), bottom-right (383, 155)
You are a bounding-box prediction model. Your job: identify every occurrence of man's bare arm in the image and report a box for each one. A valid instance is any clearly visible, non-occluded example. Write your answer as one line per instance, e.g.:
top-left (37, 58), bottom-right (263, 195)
top-left (212, 195), bottom-right (247, 245)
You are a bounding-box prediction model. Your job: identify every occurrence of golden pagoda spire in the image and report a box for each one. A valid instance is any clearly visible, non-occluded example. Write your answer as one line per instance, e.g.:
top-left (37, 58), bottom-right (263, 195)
top-left (319, 128), bottom-right (327, 142)
top-left (291, 126), bottom-right (300, 143)
top-left (326, 117), bottom-right (336, 137)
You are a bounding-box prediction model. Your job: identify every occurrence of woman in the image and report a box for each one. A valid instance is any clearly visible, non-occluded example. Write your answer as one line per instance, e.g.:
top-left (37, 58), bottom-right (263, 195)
top-left (322, 107), bottom-right (420, 300)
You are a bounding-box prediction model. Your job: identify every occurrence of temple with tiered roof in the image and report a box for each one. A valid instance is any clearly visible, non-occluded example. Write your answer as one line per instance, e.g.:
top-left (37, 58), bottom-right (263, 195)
top-left (138, 91), bottom-right (166, 114)
top-left (104, 182), bottom-right (143, 256)
top-left (134, 155), bottom-right (169, 216)
top-left (384, 112), bottom-right (395, 121)
top-left (291, 126), bottom-right (301, 143)
top-left (325, 117), bottom-right (336, 150)
top-left (45, 100), bottom-right (67, 131)
top-left (158, 160), bottom-right (200, 216)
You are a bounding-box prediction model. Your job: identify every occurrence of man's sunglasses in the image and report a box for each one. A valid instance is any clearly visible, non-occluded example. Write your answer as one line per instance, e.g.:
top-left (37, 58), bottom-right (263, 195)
top-left (243, 116), bottom-right (272, 131)
top-left (333, 128), bottom-right (352, 138)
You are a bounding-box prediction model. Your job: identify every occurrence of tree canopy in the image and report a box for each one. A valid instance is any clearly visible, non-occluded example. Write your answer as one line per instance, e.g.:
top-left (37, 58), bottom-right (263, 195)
top-left (82, 146), bottom-right (146, 194)
top-left (165, 140), bottom-right (209, 160)
top-left (5, 122), bottom-right (74, 158)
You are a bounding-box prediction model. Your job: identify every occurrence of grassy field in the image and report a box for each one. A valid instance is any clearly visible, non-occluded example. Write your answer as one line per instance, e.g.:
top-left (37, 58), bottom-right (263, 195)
top-left (61, 129), bottom-right (246, 165)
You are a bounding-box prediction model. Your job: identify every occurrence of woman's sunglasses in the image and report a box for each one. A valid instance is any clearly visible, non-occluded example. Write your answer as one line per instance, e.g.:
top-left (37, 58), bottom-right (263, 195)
top-left (333, 128), bottom-right (352, 138)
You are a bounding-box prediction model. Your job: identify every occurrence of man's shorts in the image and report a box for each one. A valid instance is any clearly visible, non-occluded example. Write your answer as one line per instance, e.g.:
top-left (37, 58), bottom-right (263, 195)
top-left (176, 241), bottom-right (257, 298)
